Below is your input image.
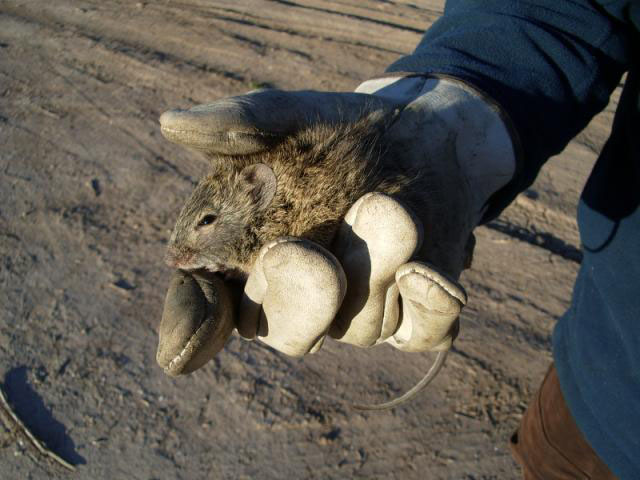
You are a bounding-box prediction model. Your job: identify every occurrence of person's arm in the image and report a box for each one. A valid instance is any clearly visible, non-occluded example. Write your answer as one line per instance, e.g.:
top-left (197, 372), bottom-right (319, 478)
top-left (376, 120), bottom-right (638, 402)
top-left (387, 0), bottom-right (634, 221)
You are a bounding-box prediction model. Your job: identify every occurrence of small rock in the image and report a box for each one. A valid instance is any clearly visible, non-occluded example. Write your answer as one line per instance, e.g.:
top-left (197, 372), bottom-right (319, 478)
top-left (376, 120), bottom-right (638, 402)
top-left (90, 178), bottom-right (101, 196)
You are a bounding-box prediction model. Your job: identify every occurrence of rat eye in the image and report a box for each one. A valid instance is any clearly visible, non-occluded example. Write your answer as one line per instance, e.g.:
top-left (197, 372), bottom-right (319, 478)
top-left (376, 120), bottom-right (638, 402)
top-left (197, 214), bottom-right (217, 227)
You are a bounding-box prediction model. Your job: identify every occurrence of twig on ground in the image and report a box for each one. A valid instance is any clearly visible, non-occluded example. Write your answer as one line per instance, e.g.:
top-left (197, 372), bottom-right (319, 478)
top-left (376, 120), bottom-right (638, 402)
top-left (0, 386), bottom-right (76, 472)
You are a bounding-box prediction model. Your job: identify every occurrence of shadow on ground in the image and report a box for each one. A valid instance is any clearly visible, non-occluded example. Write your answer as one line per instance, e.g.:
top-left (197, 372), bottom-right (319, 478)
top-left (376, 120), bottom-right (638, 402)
top-left (3, 367), bottom-right (85, 466)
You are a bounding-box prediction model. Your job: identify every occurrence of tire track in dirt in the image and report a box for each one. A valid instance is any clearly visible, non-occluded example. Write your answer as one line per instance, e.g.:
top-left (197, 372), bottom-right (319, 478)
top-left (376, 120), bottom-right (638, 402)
top-left (202, 8), bottom-right (407, 55)
top-left (266, 0), bottom-right (427, 34)
top-left (0, 8), bottom-right (248, 85)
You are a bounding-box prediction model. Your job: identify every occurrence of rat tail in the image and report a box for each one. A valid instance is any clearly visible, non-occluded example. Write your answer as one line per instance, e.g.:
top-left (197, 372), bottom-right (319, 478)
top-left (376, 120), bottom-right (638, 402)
top-left (351, 349), bottom-right (448, 411)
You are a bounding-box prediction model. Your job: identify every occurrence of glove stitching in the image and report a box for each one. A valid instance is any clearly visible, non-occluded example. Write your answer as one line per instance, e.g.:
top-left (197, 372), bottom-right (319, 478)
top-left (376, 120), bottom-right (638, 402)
top-left (400, 267), bottom-right (466, 305)
top-left (166, 312), bottom-right (212, 372)
top-left (161, 126), bottom-right (281, 138)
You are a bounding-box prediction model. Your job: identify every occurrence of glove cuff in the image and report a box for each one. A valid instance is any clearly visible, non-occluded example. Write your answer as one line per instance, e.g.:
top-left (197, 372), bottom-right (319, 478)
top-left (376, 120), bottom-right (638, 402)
top-left (356, 74), bottom-right (517, 227)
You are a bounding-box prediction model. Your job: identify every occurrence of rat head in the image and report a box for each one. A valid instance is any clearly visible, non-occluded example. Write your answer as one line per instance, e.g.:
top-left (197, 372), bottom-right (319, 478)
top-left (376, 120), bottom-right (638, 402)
top-left (165, 163), bottom-right (277, 275)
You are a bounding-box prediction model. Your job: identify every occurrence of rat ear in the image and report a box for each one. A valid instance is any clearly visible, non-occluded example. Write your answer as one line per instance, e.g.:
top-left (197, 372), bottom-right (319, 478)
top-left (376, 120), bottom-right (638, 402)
top-left (239, 163), bottom-right (277, 211)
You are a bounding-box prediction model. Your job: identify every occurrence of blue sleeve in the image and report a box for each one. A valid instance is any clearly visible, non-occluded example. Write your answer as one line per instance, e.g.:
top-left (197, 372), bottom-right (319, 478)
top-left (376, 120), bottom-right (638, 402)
top-left (386, 0), bottom-right (636, 221)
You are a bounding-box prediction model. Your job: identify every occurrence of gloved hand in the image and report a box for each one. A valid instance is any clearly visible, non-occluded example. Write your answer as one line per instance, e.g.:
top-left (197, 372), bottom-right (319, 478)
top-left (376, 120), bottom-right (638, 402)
top-left (156, 75), bottom-right (517, 371)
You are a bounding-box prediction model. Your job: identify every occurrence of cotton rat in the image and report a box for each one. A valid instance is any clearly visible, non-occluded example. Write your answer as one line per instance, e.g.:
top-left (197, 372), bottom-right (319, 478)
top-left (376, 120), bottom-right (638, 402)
top-left (164, 110), bottom-right (465, 409)
top-left (164, 111), bottom-right (435, 275)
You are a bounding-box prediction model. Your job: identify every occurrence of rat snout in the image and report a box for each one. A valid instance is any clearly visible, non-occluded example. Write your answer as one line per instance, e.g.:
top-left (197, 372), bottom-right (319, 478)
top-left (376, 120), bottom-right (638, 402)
top-left (165, 245), bottom-right (195, 269)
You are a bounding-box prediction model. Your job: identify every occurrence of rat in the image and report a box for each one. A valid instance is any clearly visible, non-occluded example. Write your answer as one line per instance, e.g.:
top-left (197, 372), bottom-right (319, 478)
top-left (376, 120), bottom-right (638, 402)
top-left (164, 109), bottom-right (468, 409)
top-left (165, 111), bottom-right (434, 275)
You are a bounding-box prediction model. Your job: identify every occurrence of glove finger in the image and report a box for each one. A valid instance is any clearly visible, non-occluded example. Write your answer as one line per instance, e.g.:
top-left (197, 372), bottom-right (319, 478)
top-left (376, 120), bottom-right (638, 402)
top-left (238, 237), bottom-right (346, 357)
top-left (386, 262), bottom-right (466, 352)
top-left (159, 90), bottom-right (395, 156)
top-left (157, 270), bottom-right (236, 376)
top-left (330, 193), bottom-right (422, 346)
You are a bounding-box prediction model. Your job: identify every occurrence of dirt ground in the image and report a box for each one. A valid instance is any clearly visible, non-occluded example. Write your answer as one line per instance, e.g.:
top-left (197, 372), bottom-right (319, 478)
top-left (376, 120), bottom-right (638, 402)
top-left (0, 1), bottom-right (620, 479)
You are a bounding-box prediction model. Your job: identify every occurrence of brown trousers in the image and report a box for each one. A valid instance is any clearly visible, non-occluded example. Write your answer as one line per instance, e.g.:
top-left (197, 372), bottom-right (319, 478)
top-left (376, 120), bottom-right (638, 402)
top-left (509, 365), bottom-right (617, 479)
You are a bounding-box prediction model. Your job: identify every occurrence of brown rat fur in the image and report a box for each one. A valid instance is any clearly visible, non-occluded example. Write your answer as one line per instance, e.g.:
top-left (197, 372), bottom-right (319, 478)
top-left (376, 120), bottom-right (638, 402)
top-left (166, 111), bottom-right (430, 276)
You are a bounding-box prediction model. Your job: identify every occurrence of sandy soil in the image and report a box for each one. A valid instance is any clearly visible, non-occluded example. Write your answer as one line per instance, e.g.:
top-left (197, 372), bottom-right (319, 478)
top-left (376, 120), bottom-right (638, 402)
top-left (0, 1), bottom-right (619, 478)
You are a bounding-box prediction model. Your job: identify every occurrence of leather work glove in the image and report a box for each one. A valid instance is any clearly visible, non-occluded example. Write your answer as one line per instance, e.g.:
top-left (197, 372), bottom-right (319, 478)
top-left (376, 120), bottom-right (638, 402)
top-left (156, 76), bottom-right (517, 374)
